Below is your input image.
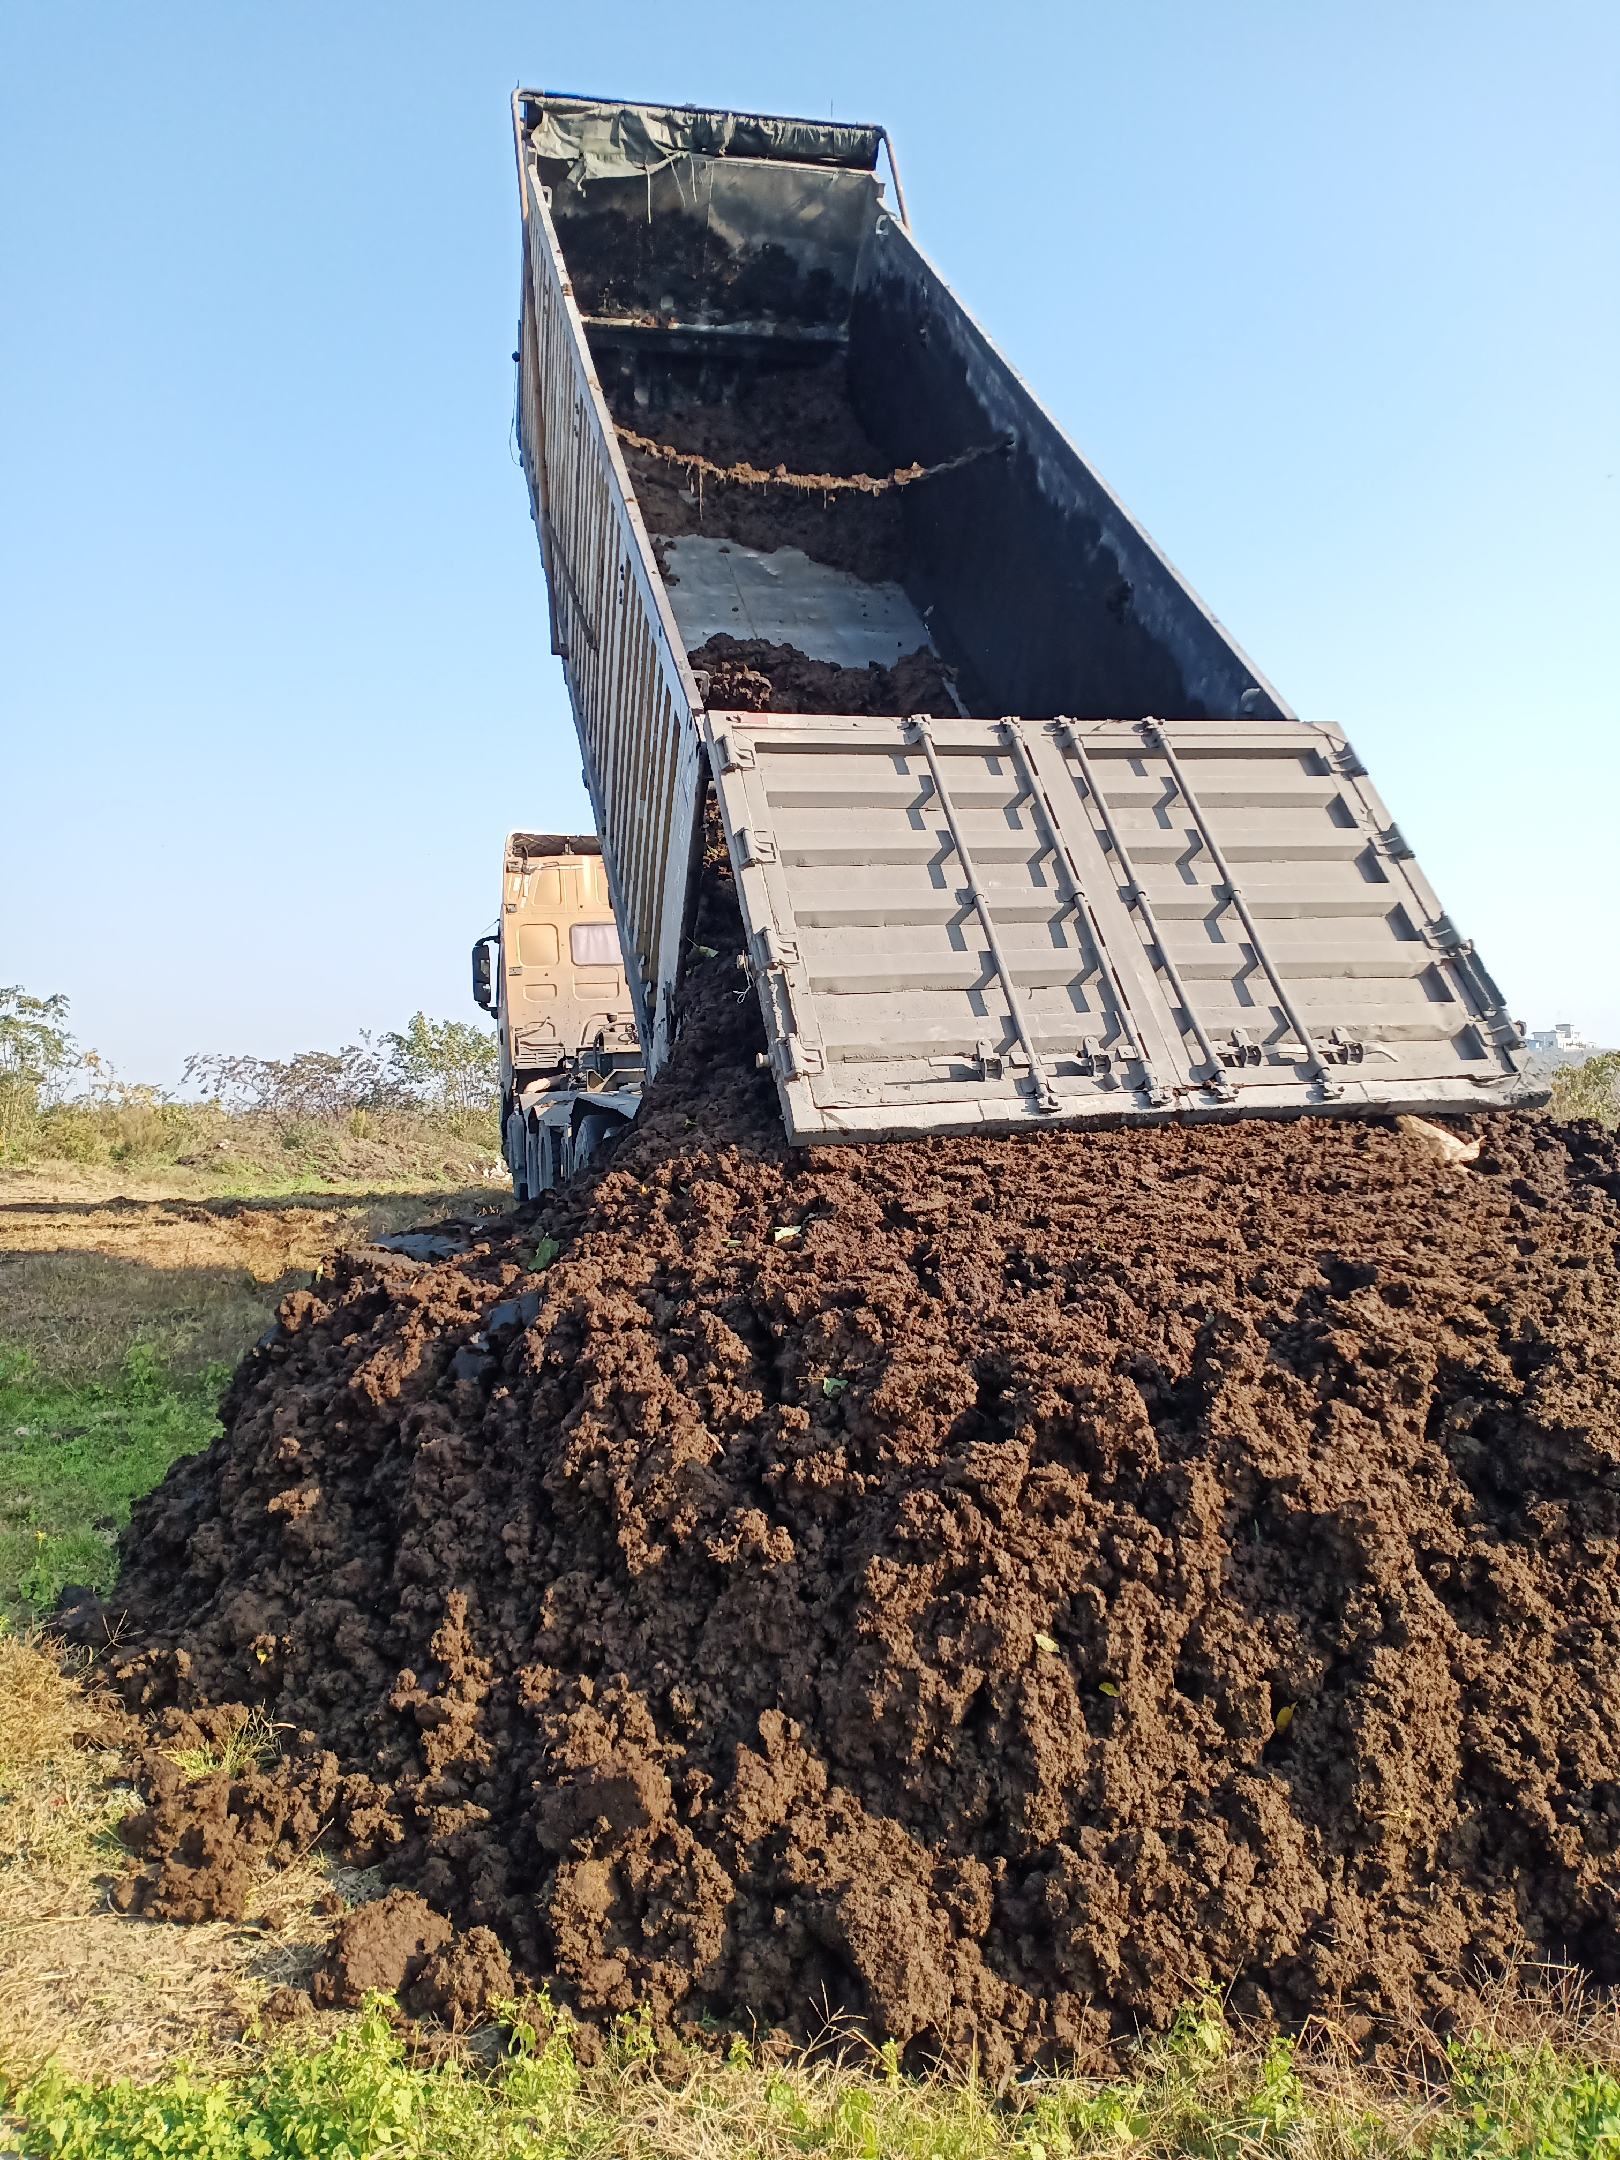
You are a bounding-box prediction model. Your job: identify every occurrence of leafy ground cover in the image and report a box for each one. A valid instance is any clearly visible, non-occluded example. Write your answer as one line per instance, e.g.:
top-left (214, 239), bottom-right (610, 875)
top-left (5, 1963), bottom-right (1618, 2157)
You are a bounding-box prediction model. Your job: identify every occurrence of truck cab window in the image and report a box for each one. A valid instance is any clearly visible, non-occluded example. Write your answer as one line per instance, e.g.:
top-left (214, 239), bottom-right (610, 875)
top-left (570, 922), bottom-right (619, 968)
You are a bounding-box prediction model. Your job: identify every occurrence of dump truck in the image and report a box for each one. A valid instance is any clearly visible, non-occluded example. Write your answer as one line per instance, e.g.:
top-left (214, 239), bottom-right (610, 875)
top-left (487, 88), bottom-right (1534, 1188)
top-left (472, 832), bottom-right (642, 1199)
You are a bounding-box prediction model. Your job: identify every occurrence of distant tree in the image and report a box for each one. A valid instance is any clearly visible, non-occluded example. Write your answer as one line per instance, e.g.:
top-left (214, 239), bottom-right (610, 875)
top-left (1548, 1050), bottom-right (1620, 1128)
top-left (183, 1018), bottom-right (497, 1124)
top-left (0, 987), bottom-right (77, 1092)
top-left (384, 1013), bottom-right (499, 1114)
top-left (183, 1039), bottom-right (396, 1120)
top-left (0, 987), bottom-right (81, 1154)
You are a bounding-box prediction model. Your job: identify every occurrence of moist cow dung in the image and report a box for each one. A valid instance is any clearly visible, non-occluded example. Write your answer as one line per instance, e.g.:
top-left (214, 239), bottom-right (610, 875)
top-left (90, 892), bottom-right (1620, 2069)
top-left (689, 633), bottom-right (960, 717)
top-left (554, 202), bottom-right (845, 329)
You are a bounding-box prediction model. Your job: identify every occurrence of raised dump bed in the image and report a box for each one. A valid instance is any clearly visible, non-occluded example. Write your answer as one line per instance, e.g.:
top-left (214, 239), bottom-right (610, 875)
top-left (511, 89), bottom-right (1533, 1133)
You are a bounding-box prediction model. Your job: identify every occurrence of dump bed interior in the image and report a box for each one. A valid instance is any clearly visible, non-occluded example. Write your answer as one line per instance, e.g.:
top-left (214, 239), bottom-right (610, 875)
top-left (515, 92), bottom-right (1533, 1134)
top-left (530, 96), bottom-right (1283, 725)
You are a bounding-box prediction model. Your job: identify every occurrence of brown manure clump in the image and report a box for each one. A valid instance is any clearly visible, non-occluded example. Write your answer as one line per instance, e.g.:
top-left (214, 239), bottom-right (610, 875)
top-left (689, 633), bottom-right (961, 718)
top-left (85, 929), bottom-right (1620, 2068)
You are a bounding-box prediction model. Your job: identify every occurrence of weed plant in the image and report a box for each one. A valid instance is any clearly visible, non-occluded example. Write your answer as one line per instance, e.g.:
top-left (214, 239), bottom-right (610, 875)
top-left (5, 1991), bottom-right (1618, 2158)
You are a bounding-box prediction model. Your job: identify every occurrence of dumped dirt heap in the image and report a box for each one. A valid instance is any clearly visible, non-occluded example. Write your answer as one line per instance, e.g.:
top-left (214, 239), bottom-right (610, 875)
top-left (91, 901), bottom-right (1620, 2067)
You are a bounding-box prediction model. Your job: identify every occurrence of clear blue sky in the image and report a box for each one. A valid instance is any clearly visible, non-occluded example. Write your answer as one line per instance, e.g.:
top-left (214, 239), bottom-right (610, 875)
top-left (3, 1), bottom-right (1616, 1082)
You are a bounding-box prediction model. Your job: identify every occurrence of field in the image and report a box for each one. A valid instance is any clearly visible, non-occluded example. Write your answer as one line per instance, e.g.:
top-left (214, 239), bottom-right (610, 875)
top-left (0, 1139), bottom-right (506, 1617)
top-left (1, 1144), bottom-right (1618, 2155)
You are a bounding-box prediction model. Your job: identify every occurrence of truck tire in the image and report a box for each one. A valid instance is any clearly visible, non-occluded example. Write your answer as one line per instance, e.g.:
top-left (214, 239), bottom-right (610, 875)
top-left (506, 1109), bottom-right (532, 1201)
top-left (571, 1108), bottom-right (618, 1176)
top-left (524, 1116), bottom-right (550, 1201)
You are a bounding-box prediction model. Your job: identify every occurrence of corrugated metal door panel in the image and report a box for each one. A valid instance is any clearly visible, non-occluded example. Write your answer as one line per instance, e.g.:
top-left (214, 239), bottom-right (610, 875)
top-left (706, 712), bottom-right (1533, 1142)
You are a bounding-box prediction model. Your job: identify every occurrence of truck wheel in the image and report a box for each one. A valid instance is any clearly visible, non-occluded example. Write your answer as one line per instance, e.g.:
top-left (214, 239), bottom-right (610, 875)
top-left (572, 1109), bottom-right (617, 1174)
top-left (524, 1116), bottom-right (550, 1200)
top-left (506, 1110), bottom-right (531, 1200)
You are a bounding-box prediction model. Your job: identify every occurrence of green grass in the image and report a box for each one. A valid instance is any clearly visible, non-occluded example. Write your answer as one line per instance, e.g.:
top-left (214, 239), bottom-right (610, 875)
top-left (162, 1708), bottom-right (282, 1785)
top-left (4, 1996), bottom-right (1616, 2159)
top-left (0, 1342), bottom-right (223, 1616)
top-left (1434, 2036), bottom-right (1620, 2157)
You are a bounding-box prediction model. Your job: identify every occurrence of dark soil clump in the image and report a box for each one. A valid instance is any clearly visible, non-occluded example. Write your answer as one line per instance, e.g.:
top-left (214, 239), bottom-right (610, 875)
top-left (404, 1926), bottom-right (516, 2029)
top-left (311, 1890), bottom-right (453, 2011)
top-left (86, 926), bottom-right (1620, 2069)
top-left (690, 634), bottom-right (961, 717)
top-left (553, 198), bottom-right (843, 328)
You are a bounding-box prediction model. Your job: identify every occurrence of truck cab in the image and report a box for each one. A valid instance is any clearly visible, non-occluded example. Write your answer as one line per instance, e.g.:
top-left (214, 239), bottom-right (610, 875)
top-left (471, 832), bottom-right (642, 1199)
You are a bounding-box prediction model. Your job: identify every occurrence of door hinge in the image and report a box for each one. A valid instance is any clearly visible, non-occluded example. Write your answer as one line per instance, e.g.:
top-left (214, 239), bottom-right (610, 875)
top-left (712, 728), bottom-right (756, 774)
top-left (751, 927), bottom-right (800, 970)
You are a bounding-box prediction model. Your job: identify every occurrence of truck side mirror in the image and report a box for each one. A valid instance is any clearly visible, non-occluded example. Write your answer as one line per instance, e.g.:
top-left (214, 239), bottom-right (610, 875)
top-left (471, 936), bottom-right (495, 1012)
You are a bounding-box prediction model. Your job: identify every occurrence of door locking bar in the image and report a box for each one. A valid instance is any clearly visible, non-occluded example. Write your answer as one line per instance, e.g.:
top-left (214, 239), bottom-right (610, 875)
top-left (1001, 720), bottom-right (1169, 1106)
top-left (1059, 725), bottom-right (1236, 1101)
top-left (1141, 721), bottom-right (1341, 1099)
top-left (907, 716), bottom-right (1063, 1113)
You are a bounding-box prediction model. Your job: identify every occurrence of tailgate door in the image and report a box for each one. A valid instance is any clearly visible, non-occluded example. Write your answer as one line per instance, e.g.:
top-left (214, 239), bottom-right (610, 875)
top-left (705, 712), bottom-right (1531, 1141)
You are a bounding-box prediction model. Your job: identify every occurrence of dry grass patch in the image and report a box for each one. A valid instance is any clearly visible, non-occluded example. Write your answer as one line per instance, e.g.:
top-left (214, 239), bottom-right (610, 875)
top-left (0, 1243), bottom-right (295, 1383)
top-left (0, 1172), bottom-right (507, 1383)
top-left (0, 1632), bottom-right (363, 2087)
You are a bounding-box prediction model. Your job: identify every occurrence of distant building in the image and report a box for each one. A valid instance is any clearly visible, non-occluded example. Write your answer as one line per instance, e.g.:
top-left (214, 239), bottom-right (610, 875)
top-left (1525, 1022), bottom-right (1596, 1055)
